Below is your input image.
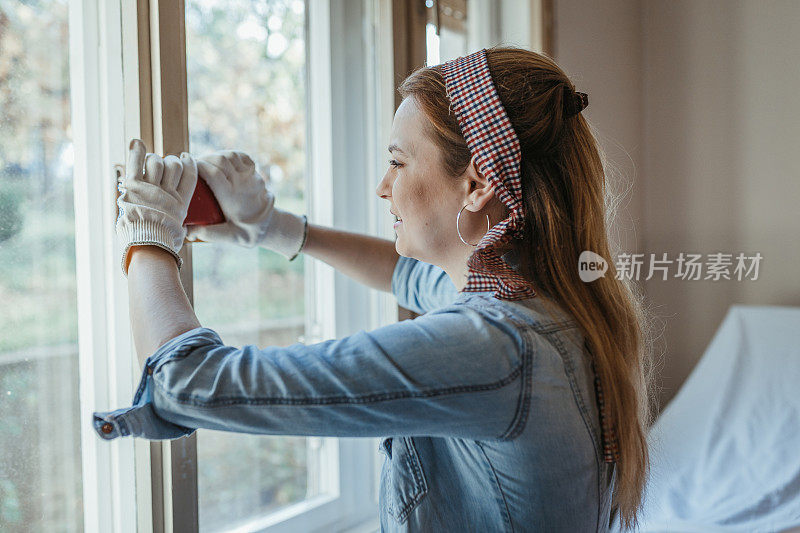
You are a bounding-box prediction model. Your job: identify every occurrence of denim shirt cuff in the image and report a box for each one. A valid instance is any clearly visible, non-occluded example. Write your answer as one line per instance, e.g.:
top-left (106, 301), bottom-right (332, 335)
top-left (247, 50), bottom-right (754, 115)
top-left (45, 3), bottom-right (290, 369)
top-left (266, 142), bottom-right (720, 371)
top-left (92, 326), bottom-right (222, 441)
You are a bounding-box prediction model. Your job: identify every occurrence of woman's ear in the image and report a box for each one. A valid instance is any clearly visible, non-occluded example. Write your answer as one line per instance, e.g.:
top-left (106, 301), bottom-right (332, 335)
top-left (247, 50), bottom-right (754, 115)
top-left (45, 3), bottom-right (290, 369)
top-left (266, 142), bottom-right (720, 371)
top-left (465, 154), bottom-right (496, 211)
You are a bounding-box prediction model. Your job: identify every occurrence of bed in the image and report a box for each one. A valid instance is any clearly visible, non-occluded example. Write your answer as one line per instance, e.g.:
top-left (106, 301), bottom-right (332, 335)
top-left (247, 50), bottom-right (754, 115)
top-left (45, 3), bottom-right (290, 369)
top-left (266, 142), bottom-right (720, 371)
top-left (611, 304), bottom-right (800, 532)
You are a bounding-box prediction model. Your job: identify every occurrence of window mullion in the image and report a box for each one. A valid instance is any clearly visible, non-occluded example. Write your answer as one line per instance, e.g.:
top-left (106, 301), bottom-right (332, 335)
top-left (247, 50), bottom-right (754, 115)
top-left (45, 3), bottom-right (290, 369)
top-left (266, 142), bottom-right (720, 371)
top-left (134, 0), bottom-right (198, 531)
top-left (69, 0), bottom-right (141, 532)
top-left (72, 0), bottom-right (141, 530)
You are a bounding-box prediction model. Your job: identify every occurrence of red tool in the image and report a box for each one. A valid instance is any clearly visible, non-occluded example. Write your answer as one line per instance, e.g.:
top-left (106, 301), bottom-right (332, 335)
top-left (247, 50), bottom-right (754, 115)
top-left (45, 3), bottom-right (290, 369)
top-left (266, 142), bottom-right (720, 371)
top-left (184, 177), bottom-right (225, 226)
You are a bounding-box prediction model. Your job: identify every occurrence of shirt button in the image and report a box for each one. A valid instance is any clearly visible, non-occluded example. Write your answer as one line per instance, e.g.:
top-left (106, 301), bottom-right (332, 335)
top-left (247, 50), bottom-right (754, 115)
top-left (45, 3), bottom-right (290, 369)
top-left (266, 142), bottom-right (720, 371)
top-left (101, 422), bottom-right (113, 434)
top-left (147, 366), bottom-right (153, 375)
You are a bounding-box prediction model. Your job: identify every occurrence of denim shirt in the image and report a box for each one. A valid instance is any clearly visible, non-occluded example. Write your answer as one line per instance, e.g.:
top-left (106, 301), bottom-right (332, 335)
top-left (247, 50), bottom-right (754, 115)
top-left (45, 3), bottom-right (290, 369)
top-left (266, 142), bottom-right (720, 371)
top-left (93, 254), bottom-right (615, 532)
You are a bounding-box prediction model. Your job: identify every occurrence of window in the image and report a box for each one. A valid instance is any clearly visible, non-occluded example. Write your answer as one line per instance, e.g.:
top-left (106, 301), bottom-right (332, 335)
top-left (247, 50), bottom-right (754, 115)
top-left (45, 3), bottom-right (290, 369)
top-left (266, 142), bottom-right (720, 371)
top-left (128, 0), bottom-right (389, 530)
top-left (424, 0), bottom-right (549, 64)
top-left (52, 0), bottom-right (394, 531)
top-left (184, 1), bottom-right (329, 529)
top-left (0, 3), bottom-right (83, 531)
top-left (3, 0), bottom-right (544, 529)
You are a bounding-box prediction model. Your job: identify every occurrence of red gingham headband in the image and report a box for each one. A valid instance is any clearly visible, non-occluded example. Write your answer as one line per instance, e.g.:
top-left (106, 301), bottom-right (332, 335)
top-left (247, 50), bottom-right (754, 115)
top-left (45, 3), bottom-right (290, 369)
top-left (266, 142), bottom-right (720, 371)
top-left (441, 49), bottom-right (619, 464)
top-left (440, 48), bottom-right (536, 301)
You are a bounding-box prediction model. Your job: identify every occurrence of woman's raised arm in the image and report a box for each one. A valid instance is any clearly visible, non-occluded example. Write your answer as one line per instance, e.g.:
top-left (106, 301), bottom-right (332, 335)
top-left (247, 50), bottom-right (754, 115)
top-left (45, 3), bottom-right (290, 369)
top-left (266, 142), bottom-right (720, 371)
top-left (92, 302), bottom-right (525, 442)
top-left (300, 223), bottom-right (400, 294)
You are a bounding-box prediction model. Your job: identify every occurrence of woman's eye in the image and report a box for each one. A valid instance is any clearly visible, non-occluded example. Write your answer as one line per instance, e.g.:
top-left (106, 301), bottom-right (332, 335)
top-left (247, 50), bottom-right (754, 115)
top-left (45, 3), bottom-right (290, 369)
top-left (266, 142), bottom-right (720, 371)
top-left (388, 159), bottom-right (402, 168)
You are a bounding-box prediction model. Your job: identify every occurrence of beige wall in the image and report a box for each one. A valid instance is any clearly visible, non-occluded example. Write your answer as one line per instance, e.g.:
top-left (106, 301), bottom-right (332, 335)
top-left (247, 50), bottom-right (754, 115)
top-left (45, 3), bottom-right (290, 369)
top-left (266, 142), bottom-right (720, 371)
top-left (553, 0), bottom-right (800, 409)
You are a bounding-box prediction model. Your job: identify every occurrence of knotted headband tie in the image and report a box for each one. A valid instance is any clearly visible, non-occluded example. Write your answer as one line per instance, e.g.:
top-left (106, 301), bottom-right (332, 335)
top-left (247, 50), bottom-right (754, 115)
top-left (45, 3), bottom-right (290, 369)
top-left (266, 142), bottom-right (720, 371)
top-left (441, 49), bottom-right (618, 464)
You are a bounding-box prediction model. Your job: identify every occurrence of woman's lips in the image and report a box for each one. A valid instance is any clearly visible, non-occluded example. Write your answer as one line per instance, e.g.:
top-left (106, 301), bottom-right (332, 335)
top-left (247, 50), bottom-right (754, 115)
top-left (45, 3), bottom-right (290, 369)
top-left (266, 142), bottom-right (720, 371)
top-left (393, 220), bottom-right (403, 229)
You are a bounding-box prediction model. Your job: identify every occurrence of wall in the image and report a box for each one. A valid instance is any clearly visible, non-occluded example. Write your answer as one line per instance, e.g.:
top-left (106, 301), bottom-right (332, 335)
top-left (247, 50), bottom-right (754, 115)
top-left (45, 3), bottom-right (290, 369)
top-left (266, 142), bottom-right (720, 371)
top-left (553, 0), bottom-right (800, 409)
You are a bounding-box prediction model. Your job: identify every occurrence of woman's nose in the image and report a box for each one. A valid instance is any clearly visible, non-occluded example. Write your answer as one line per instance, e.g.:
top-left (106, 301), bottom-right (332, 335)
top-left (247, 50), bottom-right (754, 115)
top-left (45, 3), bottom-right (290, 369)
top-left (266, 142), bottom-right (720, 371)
top-left (376, 171), bottom-right (392, 199)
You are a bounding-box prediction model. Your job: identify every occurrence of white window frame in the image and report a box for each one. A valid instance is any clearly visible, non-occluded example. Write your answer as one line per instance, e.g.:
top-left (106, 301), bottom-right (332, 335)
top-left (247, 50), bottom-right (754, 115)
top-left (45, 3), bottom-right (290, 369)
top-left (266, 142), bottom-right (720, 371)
top-left (70, 0), bottom-right (138, 531)
top-left (72, 0), bottom-right (396, 531)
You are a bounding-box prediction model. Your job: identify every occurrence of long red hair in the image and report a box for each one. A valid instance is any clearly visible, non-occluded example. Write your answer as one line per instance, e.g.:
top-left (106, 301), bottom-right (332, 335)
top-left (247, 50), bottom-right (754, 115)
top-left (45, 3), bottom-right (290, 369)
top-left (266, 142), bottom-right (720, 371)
top-left (398, 46), bottom-right (657, 530)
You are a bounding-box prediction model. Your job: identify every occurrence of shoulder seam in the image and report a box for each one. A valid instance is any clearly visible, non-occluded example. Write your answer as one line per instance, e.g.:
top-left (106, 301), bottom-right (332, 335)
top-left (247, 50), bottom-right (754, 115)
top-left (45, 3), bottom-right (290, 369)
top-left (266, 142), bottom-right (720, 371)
top-left (458, 295), bottom-right (579, 333)
top-left (497, 316), bottom-right (534, 440)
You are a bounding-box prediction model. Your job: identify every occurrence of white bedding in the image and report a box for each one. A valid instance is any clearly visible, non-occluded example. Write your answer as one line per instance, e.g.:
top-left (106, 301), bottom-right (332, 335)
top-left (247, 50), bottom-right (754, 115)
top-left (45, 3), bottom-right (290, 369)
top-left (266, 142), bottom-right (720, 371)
top-left (613, 305), bottom-right (800, 532)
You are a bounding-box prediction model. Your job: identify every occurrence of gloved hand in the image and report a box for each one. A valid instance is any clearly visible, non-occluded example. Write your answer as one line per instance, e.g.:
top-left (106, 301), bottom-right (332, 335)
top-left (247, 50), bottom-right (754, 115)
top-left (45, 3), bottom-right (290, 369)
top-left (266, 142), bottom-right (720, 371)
top-left (185, 150), bottom-right (307, 260)
top-left (116, 139), bottom-right (198, 277)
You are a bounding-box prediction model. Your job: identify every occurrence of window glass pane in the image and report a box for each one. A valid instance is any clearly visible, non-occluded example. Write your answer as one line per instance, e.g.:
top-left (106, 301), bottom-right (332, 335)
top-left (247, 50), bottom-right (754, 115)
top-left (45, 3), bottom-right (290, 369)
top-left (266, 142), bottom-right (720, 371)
top-left (426, 0), bottom-right (470, 63)
top-left (185, 1), bottom-right (321, 530)
top-left (0, 1), bottom-right (83, 531)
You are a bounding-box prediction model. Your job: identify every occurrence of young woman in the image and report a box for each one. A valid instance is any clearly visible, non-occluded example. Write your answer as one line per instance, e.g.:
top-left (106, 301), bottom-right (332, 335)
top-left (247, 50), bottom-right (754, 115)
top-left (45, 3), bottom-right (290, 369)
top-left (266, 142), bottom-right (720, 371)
top-left (100, 47), bottom-right (652, 531)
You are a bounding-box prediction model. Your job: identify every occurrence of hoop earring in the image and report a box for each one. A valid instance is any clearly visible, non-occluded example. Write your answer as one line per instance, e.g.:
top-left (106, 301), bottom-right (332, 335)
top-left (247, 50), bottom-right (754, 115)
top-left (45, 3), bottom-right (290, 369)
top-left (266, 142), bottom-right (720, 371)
top-left (456, 203), bottom-right (491, 247)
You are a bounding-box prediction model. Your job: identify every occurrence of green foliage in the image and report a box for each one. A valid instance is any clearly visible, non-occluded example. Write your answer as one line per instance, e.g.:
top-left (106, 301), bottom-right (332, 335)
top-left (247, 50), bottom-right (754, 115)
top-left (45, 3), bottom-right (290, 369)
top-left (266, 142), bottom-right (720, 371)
top-left (198, 432), bottom-right (310, 528)
top-left (0, 0), bottom-right (315, 528)
top-left (0, 182), bottom-right (25, 243)
top-left (186, 0), bottom-right (307, 202)
top-left (0, 477), bottom-right (23, 525)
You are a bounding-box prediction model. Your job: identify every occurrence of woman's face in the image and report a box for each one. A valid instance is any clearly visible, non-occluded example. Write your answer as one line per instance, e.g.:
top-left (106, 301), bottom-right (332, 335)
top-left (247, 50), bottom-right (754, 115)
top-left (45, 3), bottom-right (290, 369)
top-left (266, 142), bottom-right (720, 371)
top-left (375, 97), bottom-right (472, 265)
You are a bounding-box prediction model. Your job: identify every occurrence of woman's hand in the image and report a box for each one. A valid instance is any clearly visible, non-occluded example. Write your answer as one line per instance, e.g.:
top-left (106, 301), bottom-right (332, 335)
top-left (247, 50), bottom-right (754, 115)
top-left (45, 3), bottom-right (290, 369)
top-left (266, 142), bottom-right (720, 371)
top-left (185, 150), bottom-right (307, 260)
top-left (116, 139), bottom-right (198, 276)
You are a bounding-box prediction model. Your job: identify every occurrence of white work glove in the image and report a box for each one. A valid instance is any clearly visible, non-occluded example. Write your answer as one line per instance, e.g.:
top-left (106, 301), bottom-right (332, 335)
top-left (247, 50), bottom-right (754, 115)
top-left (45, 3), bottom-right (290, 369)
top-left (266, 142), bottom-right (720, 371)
top-left (185, 150), bottom-right (308, 260)
top-left (116, 139), bottom-right (198, 277)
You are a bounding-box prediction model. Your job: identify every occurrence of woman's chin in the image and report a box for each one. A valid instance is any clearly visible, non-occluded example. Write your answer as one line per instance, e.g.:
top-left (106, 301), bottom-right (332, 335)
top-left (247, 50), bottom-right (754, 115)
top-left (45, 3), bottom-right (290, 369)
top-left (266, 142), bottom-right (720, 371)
top-left (394, 237), bottom-right (409, 257)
